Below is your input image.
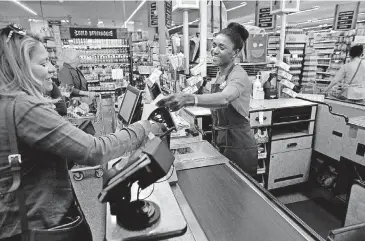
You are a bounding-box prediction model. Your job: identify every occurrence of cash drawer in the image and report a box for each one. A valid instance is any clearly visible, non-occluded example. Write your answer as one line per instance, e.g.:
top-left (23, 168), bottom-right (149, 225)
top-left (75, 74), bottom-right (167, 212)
top-left (271, 136), bottom-right (313, 154)
top-left (250, 111), bottom-right (272, 127)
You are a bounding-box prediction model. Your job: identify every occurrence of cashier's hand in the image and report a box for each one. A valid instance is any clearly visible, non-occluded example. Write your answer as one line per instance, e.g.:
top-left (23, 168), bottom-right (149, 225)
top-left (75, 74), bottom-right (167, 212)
top-left (156, 94), bottom-right (194, 112)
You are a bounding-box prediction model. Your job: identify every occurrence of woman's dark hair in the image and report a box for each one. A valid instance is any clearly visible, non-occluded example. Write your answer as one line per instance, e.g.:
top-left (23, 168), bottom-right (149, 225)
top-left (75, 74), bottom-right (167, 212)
top-left (218, 22), bottom-right (249, 50)
top-left (349, 45), bottom-right (363, 58)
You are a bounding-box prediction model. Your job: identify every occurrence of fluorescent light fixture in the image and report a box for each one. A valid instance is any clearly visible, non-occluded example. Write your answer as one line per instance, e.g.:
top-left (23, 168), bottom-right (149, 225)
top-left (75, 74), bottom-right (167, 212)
top-left (297, 17), bottom-right (333, 25)
top-left (288, 6), bottom-right (320, 16)
top-left (168, 19), bottom-right (200, 31)
top-left (242, 20), bottom-right (254, 25)
top-left (227, 2), bottom-right (247, 12)
top-left (11, 0), bottom-right (38, 16)
top-left (124, 0), bottom-right (146, 27)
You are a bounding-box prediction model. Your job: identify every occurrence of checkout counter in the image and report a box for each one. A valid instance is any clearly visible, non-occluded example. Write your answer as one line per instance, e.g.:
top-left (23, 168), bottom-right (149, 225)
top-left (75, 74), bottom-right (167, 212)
top-left (314, 97), bottom-right (365, 164)
top-left (104, 137), bottom-right (324, 241)
top-left (100, 88), bottom-right (324, 241)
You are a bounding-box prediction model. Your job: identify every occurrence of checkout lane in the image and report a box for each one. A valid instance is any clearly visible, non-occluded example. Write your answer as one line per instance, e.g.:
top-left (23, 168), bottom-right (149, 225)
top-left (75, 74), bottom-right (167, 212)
top-left (74, 86), bottom-right (353, 241)
top-left (98, 86), bottom-right (324, 240)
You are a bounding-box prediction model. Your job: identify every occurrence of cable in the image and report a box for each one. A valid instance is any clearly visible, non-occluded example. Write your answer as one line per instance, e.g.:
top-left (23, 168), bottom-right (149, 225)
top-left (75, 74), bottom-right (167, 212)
top-left (140, 184), bottom-right (155, 201)
top-left (156, 164), bottom-right (175, 183)
top-left (354, 166), bottom-right (364, 182)
top-left (137, 186), bottom-right (141, 200)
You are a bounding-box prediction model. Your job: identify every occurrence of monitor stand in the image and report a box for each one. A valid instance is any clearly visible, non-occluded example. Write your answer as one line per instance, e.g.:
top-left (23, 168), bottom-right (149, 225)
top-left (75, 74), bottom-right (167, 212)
top-left (110, 198), bottom-right (160, 231)
top-left (105, 181), bottom-right (187, 241)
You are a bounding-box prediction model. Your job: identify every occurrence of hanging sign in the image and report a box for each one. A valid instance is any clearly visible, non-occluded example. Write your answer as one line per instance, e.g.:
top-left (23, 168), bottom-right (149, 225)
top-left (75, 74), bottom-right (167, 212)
top-left (69, 27), bottom-right (117, 39)
top-left (149, 1), bottom-right (172, 28)
top-left (149, 2), bottom-right (158, 27)
top-left (48, 20), bottom-right (62, 26)
top-left (165, 1), bottom-right (172, 28)
top-left (333, 2), bottom-right (360, 30)
top-left (255, 1), bottom-right (276, 30)
top-left (172, 0), bottom-right (199, 11)
top-left (270, 0), bottom-right (300, 15)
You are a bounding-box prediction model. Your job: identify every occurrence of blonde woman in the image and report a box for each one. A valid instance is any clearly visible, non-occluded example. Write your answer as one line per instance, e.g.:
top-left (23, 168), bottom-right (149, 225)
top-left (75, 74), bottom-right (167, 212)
top-left (0, 24), bottom-right (164, 241)
top-left (59, 48), bottom-right (97, 98)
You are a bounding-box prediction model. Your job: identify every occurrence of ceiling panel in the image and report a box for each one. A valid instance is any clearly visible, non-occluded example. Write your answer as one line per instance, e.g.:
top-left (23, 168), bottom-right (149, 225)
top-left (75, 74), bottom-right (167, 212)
top-left (0, 0), bottom-right (364, 29)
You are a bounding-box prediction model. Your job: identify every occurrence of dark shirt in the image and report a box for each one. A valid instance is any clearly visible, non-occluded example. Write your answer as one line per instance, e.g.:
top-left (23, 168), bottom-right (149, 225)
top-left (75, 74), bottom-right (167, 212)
top-left (58, 63), bottom-right (88, 97)
top-left (0, 95), bottom-right (148, 238)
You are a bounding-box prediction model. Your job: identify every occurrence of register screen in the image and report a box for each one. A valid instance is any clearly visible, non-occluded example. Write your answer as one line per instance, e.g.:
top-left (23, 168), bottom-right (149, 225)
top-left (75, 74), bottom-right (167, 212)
top-left (119, 90), bottom-right (138, 124)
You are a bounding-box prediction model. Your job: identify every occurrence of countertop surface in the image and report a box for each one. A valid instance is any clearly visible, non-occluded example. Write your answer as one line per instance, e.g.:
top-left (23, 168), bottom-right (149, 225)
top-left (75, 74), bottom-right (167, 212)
top-left (348, 115), bottom-right (365, 130)
top-left (325, 96), bottom-right (365, 109)
top-left (184, 98), bottom-right (317, 117)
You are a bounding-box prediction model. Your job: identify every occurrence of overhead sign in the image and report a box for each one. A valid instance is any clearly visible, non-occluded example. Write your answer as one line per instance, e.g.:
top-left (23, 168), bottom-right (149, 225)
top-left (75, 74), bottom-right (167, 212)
top-left (165, 1), bottom-right (172, 28)
top-left (172, 0), bottom-right (199, 11)
top-left (69, 27), bottom-right (117, 39)
top-left (256, 1), bottom-right (276, 30)
top-left (270, 0), bottom-right (300, 15)
top-left (48, 20), bottom-right (62, 26)
top-left (333, 2), bottom-right (360, 30)
top-left (149, 1), bottom-right (172, 28)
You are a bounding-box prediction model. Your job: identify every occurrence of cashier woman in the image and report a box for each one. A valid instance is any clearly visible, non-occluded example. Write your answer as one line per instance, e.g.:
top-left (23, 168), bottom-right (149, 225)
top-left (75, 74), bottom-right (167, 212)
top-left (157, 22), bottom-right (258, 176)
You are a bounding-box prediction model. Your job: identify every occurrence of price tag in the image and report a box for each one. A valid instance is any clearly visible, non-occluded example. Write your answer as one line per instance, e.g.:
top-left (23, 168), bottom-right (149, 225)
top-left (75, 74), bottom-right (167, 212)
top-left (282, 88), bottom-right (298, 98)
top-left (278, 69), bottom-right (293, 80)
top-left (281, 79), bottom-right (295, 89)
top-left (276, 61), bottom-right (290, 72)
top-left (147, 69), bottom-right (162, 87)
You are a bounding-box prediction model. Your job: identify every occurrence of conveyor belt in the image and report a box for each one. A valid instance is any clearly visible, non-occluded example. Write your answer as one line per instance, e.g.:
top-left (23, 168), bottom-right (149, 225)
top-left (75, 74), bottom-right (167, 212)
top-left (177, 164), bottom-right (321, 241)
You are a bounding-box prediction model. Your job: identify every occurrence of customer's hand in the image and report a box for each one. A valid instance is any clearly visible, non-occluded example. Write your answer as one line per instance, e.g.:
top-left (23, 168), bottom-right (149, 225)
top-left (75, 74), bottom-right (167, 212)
top-left (150, 122), bottom-right (167, 136)
top-left (156, 93), bottom-right (194, 112)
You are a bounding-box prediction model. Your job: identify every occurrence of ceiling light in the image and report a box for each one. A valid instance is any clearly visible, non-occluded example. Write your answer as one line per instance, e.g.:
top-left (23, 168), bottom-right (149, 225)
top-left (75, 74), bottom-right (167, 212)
top-left (189, 19), bottom-right (199, 24)
top-left (242, 20), bottom-right (254, 25)
top-left (168, 19), bottom-right (200, 31)
top-left (297, 17), bottom-right (333, 25)
top-left (11, 0), bottom-right (38, 16)
top-left (289, 6), bottom-right (320, 16)
top-left (227, 2), bottom-right (247, 12)
top-left (124, 0), bottom-right (146, 27)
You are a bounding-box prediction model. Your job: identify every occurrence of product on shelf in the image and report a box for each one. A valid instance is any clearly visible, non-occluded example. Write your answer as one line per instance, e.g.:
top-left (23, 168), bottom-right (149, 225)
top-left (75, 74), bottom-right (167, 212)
top-left (62, 35), bottom-right (133, 96)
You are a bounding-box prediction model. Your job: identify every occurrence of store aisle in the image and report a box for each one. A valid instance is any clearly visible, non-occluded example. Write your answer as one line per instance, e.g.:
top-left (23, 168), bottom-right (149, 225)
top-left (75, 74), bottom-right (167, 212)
top-left (71, 172), bottom-right (105, 241)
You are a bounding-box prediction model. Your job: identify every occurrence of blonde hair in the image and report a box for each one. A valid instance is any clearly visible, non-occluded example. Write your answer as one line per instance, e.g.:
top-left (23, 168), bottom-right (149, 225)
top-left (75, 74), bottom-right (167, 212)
top-left (0, 27), bottom-right (50, 102)
top-left (61, 48), bottom-right (80, 66)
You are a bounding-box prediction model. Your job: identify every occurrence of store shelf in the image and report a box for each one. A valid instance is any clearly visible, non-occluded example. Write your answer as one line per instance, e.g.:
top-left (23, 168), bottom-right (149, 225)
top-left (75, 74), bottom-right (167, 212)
top-left (317, 64), bottom-right (330, 67)
top-left (317, 52), bottom-right (334, 55)
top-left (316, 79), bottom-right (331, 82)
top-left (317, 58), bottom-right (331, 60)
top-left (87, 80), bottom-right (100, 83)
top-left (79, 63), bottom-right (130, 66)
top-left (317, 72), bottom-right (332, 75)
top-left (318, 40), bottom-right (337, 43)
top-left (70, 45), bottom-right (130, 49)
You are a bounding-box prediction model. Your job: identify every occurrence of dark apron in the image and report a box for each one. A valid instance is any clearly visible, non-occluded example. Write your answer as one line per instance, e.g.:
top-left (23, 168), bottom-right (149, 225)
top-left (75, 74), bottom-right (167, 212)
top-left (211, 65), bottom-right (258, 176)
